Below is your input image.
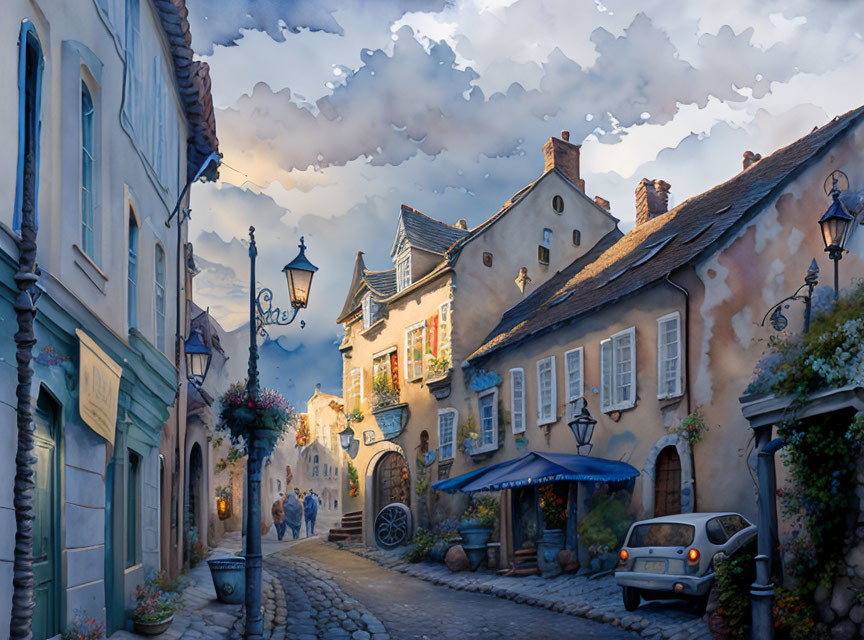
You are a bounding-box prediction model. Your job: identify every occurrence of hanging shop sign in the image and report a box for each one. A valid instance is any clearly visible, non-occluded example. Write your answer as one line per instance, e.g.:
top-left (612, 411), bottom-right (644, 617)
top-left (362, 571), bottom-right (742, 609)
top-left (76, 329), bottom-right (122, 444)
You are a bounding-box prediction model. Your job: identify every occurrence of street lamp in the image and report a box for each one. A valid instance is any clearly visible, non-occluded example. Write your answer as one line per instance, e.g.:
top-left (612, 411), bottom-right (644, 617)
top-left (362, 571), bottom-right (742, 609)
top-left (568, 400), bottom-right (596, 456)
top-left (184, 329), bottom-right (212, 387)
top-left (339, 424), bottom-right (355, 452)
top-left (244, 226), bottom-right (316, 640)
top-left (819, 171), bottom-right (853, 300)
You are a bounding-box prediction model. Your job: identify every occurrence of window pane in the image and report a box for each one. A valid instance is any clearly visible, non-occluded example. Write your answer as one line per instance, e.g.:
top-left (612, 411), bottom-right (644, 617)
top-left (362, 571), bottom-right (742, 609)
top-left (566, 350), bottom-right (581, 400)
top-left (480, 394), bottom-right (494, 445)
top-left (627, 523), bottom-right (694, 547)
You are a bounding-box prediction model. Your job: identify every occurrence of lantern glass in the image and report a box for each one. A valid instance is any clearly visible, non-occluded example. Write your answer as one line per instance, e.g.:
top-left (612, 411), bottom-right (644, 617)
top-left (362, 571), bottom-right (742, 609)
top-left (339, 425), bottom-right (354, 451)
top-left (568, 406), bottom-right (597, 448)
top-left (184, 330), bottom-right (212, 386)
top-left (819, 198), bottom-right (853, 250)
top-left (283, 237), bottom-right (319, 310)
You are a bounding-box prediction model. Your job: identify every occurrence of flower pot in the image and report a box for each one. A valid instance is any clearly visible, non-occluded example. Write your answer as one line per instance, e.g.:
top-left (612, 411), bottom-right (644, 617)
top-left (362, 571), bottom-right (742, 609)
top-left (429, 539), bottom-right (450, 563)
top-left (134, 616), bottom-right (174, 636)
top-left (371, 403), bottom-right (409, 440)
top-left (457, 526), bottom-right (492, 549)
top-left (463, 545), bottom-right (487, 571)
top-left (537, 529), bottom-right (566, 577)
top-left (207, 556), bottom-right (246, 604)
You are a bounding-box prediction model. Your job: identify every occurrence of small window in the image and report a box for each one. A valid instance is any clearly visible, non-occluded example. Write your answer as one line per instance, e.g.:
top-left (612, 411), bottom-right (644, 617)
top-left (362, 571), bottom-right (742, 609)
top-left (536, 356), bottom-right (557, 425)
top-left (572, 230), bottom-right (581, 246)
top-left (483, 252), bottom-right (493, 267)
top-left (509, 368), bottom-right (525, 434)
top-left (438, 302), bottom-right (452, 362)
top-left (313, 455), bottom-right (319, 477)
top-left (706, 518), bottom-right (728, 545)
top-left (155, 245), bottom-right (166, 351)
top-left (538, 245), bottom-right (550, 265)
top-left (438, 409), bottom-right (457, 460)
top-left (552, 195), bottom-right (564, 213)
top-left (601, 327), bottom-right (636, 412)
top-left (81, 83), bottom-right (96, 258)
top-left (346, 367), bottom-right (363, 412)
top-left (543, 228), bottom-right (553, 244)
top-left (657, 312), bottom-right (682, 399)
top-left (405, 321), bottom-right (425, 381)
top-left (476, 390), bottom-right (498, 453)
top-left (396, 253), bottom-right (411, 291)
top-left (128, 212), bottom-right (139, 330)
top-left (362, 293), bottom-right (373, 330)
top-left (565, 348), bottom-right (583, 401)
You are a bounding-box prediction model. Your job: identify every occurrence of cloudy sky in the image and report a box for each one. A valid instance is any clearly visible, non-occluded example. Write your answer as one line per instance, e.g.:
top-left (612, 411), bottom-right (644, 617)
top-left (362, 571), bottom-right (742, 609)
top-left (185, 0), bottom-right (864, 405)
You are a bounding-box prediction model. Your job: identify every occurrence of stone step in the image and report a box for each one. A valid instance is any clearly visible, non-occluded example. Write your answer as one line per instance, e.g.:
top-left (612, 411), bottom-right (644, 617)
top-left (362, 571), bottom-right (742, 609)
top-left (344, 510), bottom-right (363, 518)
top-left (342, 516), bottom-right (362, 525)
top-left (328, 532), bottom-right (362, 542)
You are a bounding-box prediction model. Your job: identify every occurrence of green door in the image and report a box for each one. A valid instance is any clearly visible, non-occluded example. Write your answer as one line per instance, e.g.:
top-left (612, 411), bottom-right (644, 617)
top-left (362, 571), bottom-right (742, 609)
top-left (33, 404), bottom-right (59, 640)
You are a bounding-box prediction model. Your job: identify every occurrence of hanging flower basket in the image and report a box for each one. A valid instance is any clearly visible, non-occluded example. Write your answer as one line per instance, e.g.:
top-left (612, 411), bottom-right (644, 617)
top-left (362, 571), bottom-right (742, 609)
top-left (217, 382), bottom-right (295, 451)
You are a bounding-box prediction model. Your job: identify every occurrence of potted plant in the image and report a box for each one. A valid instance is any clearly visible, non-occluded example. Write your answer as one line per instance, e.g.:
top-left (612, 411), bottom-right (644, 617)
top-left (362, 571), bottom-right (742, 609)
top-left (538, 484), bottom-right (568, 576)
top-left (372, 372), bottom-right (400, 410)
top-left (577, 489), bottom-right (633, 574)
top-left (62, 611), bottom-right (105, 640)
top-left (217, 382), bottom-right (295, 453)
top-left (131, 575), bottom-right (182, 635)
top-left (458, 495), bottom-right (499, 569)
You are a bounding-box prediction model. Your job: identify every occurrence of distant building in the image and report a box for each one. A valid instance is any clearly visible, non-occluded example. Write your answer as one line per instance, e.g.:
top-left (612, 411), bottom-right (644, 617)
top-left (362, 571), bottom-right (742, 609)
top-left (0, 1), bottom-right (217, 635)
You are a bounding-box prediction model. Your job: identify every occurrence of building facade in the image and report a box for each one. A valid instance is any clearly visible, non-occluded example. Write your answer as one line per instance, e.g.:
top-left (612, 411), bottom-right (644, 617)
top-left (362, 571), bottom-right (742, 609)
top-left (0, 1), bottom-right (217, 635)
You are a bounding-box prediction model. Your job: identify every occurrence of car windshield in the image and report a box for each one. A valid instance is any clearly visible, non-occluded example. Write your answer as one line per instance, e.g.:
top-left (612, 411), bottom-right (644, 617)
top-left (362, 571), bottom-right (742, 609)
top-left (627, 523), bottom-right (695, 547)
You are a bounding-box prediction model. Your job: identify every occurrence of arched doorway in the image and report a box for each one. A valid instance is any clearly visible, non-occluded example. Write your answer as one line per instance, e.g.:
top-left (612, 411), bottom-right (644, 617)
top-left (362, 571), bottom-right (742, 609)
top-left (654, 446), bottom-right (682, 517)
top-left (186, 443), bottom-right (204, 557)
top-left (374, 451), bottom-right (409, 516)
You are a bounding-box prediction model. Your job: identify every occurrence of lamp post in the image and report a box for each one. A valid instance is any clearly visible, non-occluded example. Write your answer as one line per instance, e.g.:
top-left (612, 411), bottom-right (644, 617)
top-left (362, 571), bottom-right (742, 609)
top-left (819, 172), bottom-right (853, 300)
top-left (244, 227), bottom-right (317, 640)
top-left (568, 399), bottom-right (596, 456)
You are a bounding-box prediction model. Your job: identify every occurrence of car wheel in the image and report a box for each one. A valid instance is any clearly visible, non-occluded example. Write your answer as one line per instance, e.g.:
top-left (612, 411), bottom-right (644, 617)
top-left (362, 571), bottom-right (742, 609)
top-left (622, 586), bottom-right (640, 611)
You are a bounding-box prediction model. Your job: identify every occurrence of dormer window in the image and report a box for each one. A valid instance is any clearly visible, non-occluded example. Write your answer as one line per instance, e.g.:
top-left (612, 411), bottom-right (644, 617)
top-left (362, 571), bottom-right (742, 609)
top-left (362, 293), bottom-right (373, 329)
top-left (396, 253), bottom-right (411, 292)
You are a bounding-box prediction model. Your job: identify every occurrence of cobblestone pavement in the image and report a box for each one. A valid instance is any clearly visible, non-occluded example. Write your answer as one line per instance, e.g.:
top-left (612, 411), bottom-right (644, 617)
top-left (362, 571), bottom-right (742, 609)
top-left (332, 541), bottom-right (712, 640)
top-left (279, 538), bottom-right (640, 640)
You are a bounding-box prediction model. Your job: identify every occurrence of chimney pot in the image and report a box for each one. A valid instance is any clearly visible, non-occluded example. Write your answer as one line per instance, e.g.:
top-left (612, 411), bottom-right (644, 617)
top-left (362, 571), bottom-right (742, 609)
top-left (455, 218), bottom-right (468, 230)
top-left (635, 178), bottom-right (671, 226)
top-left (543, 133), bottom-right (582, 189)
top-left (594, 196), bottom-right (610, 211)
top-left (742, 150), bottom-right (762, 171)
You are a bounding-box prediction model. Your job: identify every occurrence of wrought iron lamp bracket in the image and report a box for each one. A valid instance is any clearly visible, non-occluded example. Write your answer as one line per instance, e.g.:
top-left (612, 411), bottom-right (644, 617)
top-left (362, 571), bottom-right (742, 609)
top-left (254, 287), bottom-right (303, 338)
top-left (760, 261), bottom-right (819, 333)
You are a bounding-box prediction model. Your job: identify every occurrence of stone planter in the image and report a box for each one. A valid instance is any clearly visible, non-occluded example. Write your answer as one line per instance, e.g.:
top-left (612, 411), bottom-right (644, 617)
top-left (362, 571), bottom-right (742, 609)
top-left (537, 529), bottom-right (566, 577)
top-left (208, 556), bottom-right (246, 604)
top-left (457, 526), bottom-right (492, 548)
top-left (463, 544), bottom-right (487, 571)
top-left (133, 616), bottom-right (174, 636)
top-left (371, 403), bottom-right (409, 440)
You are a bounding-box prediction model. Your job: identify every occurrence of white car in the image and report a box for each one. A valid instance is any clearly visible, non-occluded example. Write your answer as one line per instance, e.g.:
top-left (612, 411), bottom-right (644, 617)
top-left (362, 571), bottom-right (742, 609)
top-left (614, 512), bottom-right (756, 612)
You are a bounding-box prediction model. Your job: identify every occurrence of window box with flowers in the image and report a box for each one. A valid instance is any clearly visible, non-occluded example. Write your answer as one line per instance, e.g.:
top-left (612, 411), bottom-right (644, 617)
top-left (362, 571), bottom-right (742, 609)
top-left (217, 381), bottom-right (295, 453)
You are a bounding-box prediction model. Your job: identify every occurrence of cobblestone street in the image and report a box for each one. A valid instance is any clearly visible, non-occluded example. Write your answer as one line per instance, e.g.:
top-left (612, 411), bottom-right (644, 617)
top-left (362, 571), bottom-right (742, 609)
top-left (276, 539), bottom-right (640, 640)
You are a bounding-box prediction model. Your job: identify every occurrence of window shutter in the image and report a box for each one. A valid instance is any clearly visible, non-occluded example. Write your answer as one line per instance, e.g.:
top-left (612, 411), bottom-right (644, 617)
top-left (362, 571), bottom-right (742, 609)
top-left (566, 349), bottom-right (583, 401)
top-left (390, 350), bottom-right (400, 392)
top-left (428, 314), bottom-right (439, 357)
top-left (510, 369), bottom-right (525, 434)
top-left (601, 339), bottom-right (613, 410)
top-left (549, 356), bottom-right (557, 423)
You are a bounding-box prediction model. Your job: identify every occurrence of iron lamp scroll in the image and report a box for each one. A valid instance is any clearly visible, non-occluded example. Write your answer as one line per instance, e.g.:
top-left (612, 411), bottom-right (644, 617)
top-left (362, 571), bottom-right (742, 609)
top-left (253, 236), bottom-right (318, 337)
top-left (761, 259), bottom-right (819, 334)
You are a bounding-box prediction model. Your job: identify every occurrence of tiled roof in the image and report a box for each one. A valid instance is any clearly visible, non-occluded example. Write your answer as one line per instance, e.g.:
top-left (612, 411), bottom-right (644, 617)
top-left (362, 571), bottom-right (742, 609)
top-left (152, 0), bottom-right (219, 182)
top-left (395, 205), bottom-right (469, 256)
top-left (364, 268), bottom-right (398, 297)
top-left (468, 106), bottom-right (864, 363)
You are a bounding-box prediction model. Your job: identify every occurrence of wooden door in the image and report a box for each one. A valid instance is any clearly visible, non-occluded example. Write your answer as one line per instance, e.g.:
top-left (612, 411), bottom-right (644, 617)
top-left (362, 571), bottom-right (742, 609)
top-left (654, 446), bottom-right (681, 517)
top-left (375, 452), bottom-right (409, 514)
top-left (33, 402), bottom-right (59, 640)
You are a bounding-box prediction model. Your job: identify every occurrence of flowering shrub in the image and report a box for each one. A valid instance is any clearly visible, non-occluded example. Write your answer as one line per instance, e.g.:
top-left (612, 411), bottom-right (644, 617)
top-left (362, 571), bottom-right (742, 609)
top-left (132, 576), bottom-right (182, 624)
top-left (459, 494), bottom-right (499, 528)
top-left (538, 484), bottom-right (567, 530)
top-left (457, 416), bottom-right (480, 454)
top-left (427, 356), bottom-right (450, 376)
top-left (712, 541), bottom-right (756, 639)
top-left (772, 586), bottom-right (826, 640)
top-left (62, 610), bottom-right (105, 640)
top-left (404, 519), bottom-right (460, 563)
top-left (372, 372), bottom-right (400, 409)
top-left (347, 460), bottom-right (360, 498)
top-left (576, 488), bottom-right (632, 553)
top-left (673, 411), bottom-right (708, 447)
top-left (217, 381), bottom-right (295, 445)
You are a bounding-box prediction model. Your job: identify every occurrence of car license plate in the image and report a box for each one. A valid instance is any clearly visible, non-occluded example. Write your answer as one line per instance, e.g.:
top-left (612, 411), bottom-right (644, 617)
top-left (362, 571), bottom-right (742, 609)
top-left (643, 560), bottom-right (665, 573)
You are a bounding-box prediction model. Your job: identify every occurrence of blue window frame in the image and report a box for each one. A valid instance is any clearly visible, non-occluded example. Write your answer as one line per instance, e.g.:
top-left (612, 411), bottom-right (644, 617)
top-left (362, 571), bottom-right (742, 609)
top-left (154, 245), bottom-right (166, 350)
top-left (81, 83), bottom-right (95, 256)
top-left (128, 213), bottom-right (138, 330)
top-left (14, 22), bottom-right (44, 233)
top-left (126, 450), bottom-right (140, 568)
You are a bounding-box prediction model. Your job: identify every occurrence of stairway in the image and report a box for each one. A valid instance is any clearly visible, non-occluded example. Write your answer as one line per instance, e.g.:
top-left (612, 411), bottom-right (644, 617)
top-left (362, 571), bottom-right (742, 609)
top-left (498, 547), bottom-right (539, 577)
top-left (327, 510), bottom-right (363, 543)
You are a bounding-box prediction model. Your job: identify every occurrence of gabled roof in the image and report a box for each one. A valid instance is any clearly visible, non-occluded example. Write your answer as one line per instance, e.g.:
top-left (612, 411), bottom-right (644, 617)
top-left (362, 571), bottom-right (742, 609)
top-left (468, 105), bottom-right (864, 363)
top-left (336, 254), bottom-right (399, 324)
top-left (152, 0), bottom-right (219, 181)
top-left (364, 268), bottom-right (397, 297)
top-left (391, 205), bottom-right (469, 257)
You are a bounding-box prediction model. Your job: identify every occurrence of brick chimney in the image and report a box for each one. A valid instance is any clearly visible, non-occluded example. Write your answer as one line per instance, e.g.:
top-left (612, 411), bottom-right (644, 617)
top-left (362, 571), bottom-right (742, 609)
top-left (635, 178), bottom-right (671, 226)
top-left (543, 131), bottom-right (584, 190)
top-left (594, 196), bottom-right (610, 211)
top-left (742, 150), bottom-right (762, 171)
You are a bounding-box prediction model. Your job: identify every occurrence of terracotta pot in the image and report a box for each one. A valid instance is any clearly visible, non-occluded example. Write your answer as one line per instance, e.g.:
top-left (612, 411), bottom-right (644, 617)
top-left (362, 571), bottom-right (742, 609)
top-left (133, 616), bottom-right (174, 636)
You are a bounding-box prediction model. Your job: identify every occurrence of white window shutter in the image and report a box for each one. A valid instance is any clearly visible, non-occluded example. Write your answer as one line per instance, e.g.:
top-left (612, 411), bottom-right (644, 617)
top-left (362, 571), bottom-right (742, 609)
top-left (549, 356), bottom-right (557, 423)
top-left (510, 368), bottom-right (525, 434)
top-left (600, 339), bottom-right (612, 410)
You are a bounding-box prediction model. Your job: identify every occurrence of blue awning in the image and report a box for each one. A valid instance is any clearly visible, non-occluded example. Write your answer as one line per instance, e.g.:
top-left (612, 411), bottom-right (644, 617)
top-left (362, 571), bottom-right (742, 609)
top-left (432, 451), bottom-right (639, 493)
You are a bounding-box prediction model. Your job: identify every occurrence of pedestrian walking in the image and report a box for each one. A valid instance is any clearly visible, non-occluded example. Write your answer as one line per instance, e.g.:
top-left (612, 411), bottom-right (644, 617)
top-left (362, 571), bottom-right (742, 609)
top-left (284, 491), bottom-right (303, 540)
top-left (272, 493), bottom-right (286, 541)
top-left (304, 490), bottom-right (318, 536)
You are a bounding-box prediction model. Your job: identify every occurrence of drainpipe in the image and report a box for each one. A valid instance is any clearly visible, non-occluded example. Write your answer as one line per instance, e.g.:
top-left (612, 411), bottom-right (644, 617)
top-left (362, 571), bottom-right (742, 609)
top-left (751, 430), bottom-right (783, 640)
top-left (664, 274), bottom-right (690, 415)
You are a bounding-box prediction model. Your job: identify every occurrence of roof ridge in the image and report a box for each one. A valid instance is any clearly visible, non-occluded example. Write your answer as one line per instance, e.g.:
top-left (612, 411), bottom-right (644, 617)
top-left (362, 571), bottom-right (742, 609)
top-left (400, 204), bottom-right (466, 231)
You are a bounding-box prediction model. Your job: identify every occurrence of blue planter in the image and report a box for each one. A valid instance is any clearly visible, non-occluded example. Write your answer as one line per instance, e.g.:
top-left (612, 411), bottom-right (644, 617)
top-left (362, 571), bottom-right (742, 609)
top-left (537, 529), bottom-right (566, 577)
top-left (207, 557), bottom-right (246, 604)
top-left (458, 526), bottom-right (492, 549)
top-left (371, 403), bottom-right (409, 440)
top-left (463, 545), bottom-right (487, 571)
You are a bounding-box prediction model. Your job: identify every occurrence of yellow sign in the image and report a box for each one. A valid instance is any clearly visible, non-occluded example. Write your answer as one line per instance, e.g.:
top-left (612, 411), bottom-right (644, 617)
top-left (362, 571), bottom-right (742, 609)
top-left (76, 329), bottom-right (122, 444)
